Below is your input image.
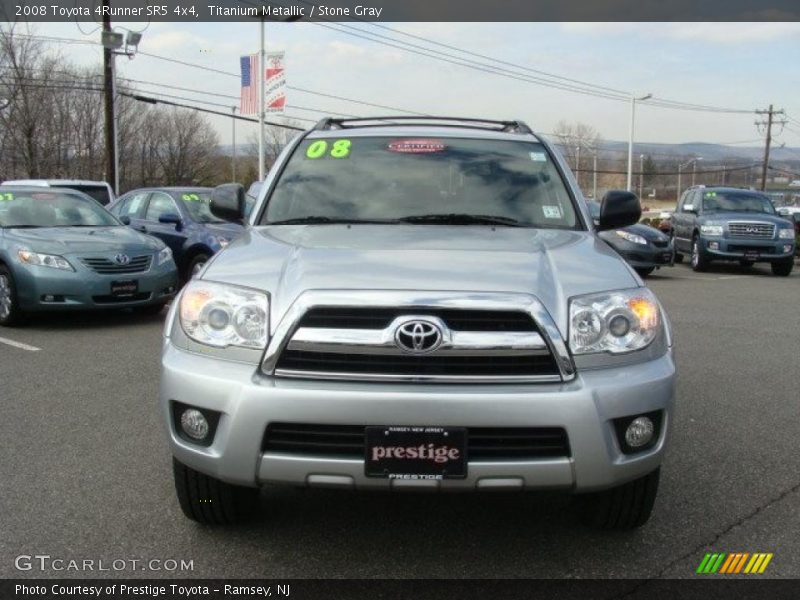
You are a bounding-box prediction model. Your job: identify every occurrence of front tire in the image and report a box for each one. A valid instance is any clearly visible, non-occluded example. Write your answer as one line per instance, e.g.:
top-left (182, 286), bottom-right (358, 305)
top-left (0, 266), bottom-right (26, 327)
top-left (771, 259), bottom-right (794, 277)
top-left (690, 237), bottom-right (710, 272)
top-left (635, 267), bottom-right (655, 278)
top-left (172, 458), bottom-right (259, 525)
top-left (187, 254), bottom-right (210, 280)
top-left (576, 468), bottom-right (661, 530)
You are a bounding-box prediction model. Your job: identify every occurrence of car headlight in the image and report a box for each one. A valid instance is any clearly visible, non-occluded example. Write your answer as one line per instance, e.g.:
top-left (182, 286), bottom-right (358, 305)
top-left (569, 288), bottom-right (662, 355)
top-left (17, 248), bottom-right (73, 271)
top-left (615, 230), bottom-right (648, 245)
top-left (156, 246), bottom-right (173, 265)
top-left (778, 228), bottom-right (795, 239)
top-left (180, 280), bottom-right (269, 349)
top-left (700, 223), bottom-right (724, 236)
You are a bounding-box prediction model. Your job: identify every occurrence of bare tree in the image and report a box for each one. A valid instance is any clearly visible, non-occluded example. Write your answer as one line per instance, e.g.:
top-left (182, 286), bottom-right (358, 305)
top-left (157, 108), bottom-right (220, 185)
top-left (551, 121), bottom-right (603, 191)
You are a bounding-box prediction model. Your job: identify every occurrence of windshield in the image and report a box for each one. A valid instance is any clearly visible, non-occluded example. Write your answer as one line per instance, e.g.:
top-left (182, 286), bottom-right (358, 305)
top-left (701, 191), bottom-right (775, 214)
top-left (175, 190), bottom-right (223, 223)
top-left (52, 184), bottom-right (112, 206)
top-left (0, 190), bottom-right (120, 227)
top-left (261, 136), bottom-right (579, 228)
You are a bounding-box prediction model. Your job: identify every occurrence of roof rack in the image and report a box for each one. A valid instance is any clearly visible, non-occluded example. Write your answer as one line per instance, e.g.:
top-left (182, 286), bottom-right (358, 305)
top-left (313, 116), bottom-right (533, 135)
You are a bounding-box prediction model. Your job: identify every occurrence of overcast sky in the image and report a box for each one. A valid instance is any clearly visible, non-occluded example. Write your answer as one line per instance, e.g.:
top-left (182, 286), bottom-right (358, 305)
top-left (30, 21), bottom-right (800, 149)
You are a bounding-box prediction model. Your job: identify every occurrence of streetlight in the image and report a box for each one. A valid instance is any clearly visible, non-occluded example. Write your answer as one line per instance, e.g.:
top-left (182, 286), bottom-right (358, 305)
top-left (627, 93), bottom-right (652, 192)
top-left (639, 154), bottom-right (645, 199)
top-left (231, 106), bottom-right (237, 181)
top-left (676, 157), bottom-right (702, 202)
top-left (101, 28), bottom-right (144, 195)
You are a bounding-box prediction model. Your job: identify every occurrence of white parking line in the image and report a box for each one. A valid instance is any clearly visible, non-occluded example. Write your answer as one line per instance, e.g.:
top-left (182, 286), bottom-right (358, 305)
top-left (0, 336), bottom-right (41, 352)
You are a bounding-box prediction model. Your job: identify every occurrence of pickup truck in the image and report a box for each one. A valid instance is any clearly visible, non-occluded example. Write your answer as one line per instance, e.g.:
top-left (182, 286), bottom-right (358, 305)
top-left (160, 117), bottom-right (676, 530)
top-left (672, 186), bottom-right (795, 275)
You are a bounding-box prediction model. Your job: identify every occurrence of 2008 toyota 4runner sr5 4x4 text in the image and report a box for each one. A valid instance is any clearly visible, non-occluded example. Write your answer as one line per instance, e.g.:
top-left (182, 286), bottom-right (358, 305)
top-left (160, 117), bottom-right (676, 530)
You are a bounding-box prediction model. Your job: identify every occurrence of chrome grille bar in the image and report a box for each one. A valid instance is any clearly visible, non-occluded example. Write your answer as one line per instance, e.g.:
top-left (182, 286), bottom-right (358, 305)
top-left (728, 222), bottom-right (775, 239)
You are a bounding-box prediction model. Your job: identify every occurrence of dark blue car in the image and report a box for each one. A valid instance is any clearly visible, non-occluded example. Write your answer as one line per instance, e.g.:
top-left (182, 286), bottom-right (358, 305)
top-left (108, 187), bottom-right (244, 280)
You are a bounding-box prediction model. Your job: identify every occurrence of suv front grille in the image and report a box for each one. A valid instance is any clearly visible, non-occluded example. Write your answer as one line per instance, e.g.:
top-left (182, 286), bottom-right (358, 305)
top-left (263, 423), bottom-right (571, 460)
top-left (277, 349), bottom-right (560, 377)
top-left (297, 307), bottom-right (538, 332)
top-left (728, 222), bottom-right (775, 239)
top-left (81, 255), bottom-right (152, 274)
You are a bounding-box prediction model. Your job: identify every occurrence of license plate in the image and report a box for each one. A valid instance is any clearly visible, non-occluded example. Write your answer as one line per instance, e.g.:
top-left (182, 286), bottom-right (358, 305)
top-left (744, 251), bottom-right (760, 260)
top-left (365, 426), bottom-right (467, 480)
top-left (111, 280), bottom-right (138, 297)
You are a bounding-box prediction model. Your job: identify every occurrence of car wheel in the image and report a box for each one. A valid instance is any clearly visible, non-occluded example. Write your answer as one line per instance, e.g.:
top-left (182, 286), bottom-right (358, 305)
top-left (172, 458), bottom-right (259, 525)
top-left (771, 259), bottom-right (794, 277)
top-left (635, 267), bottom-right (655, 277)
top-left (690, 237), bottom-right (709, 272)
top-left (187, 254), bottom-right (210, 280)
top-left (739, 260), bottom-right (754, 268)
top-left (575, 468), bottom-right (660, 530)
top-left (0, 266), bottom-right (26, 327)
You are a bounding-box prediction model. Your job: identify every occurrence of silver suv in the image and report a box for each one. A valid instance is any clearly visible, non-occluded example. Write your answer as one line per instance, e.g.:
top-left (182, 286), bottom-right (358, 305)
top-left (161, 117), bottom-right (676, 529)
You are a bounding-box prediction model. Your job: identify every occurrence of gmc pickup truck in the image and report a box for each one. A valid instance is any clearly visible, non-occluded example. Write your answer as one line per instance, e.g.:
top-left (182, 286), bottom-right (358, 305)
top-left (160, 117), bottom-right (676, 530)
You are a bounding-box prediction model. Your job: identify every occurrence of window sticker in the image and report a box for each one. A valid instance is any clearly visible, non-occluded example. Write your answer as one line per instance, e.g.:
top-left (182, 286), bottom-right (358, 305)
top-left (543, 205), bottom-right (562, 219)
top-left (704, 191), bottom-right (717, 198)
top-left (387, 139), bottom-right (446, 153)
top-left (182, 193), bottom-right (201, 202)
top-left (305, 139), bottom-right (351, 159)
top-left (529, 152), bottom-right (547, 162)
top-left (0, 192), bottom-right (13, 201)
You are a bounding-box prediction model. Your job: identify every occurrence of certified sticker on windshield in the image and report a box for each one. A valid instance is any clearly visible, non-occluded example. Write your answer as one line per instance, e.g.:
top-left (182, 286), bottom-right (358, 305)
top-left (529, 152), bottom-right (547, 162)
top-left (543, 205), bottom-right (562, 219)
top-left (387, 139), bottom-right (446, 153)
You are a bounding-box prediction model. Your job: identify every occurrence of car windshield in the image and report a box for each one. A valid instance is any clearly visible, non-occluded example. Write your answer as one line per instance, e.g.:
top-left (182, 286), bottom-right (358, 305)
top-left (701, 191), bottom-right (775, 214)
top-left (261, 136), bottom-right (579, 228)
top-left (175, 190), bottom-right (224, 223)
top-left (0, 190), bottom-right (120, 227)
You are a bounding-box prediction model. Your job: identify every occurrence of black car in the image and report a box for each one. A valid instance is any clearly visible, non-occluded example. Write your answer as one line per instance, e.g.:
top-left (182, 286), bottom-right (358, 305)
top-left (107, 187), bottom-right (245, 280)
top-left (588, 201), bottom-right (674, 277)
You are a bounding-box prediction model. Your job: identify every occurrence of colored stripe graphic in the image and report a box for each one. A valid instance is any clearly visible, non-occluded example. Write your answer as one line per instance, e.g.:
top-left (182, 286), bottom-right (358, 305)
top-left (698, 552), bottom-right (773, 574)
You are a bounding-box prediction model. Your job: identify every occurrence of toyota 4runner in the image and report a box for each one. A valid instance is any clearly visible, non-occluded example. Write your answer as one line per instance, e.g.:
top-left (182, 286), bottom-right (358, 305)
top-left (160, 117), bottom-right (676, 530)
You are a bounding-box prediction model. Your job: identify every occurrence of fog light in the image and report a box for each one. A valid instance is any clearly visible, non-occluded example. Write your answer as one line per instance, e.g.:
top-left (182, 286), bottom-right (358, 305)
top-left (784, 245), bottom-right (793, 254)
top-left (708, 241), bottom-right (719, 250)
top-left (180, 409), bottom-right (209, 441)
top-left (625, 416), bottom-right (654, 448)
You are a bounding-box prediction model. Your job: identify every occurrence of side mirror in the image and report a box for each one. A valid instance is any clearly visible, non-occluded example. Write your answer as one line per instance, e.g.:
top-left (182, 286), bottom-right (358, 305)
top-left (159, 212), bottom-right (183, 230)
top-left (597, 190), bottom-right (641, 231)
top-left (119, 215), bottom-right (131, 225)
top-left (210, 183), bottom-right (246, 225)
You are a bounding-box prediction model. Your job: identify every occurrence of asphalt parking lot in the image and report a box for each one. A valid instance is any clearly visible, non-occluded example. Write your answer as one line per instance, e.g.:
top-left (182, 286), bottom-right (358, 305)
top-left (1, 260), bottom-right (798, 580)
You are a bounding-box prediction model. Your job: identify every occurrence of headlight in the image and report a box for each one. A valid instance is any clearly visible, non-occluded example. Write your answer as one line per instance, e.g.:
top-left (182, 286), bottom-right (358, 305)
top-left (569, 288), bottom-right (662, 355)
top-left (17, 249), bottom-right (73, 271)
top-left (156, 246), bottom-right (173, 265)
top-left (615, 230), bottom-right (648, 245)
top-left (180, 280), bottom-right (269, 349)
top-left (778, 228), bottom-right (795, 239)
top-left (700, 224), bottom-right (723, 236)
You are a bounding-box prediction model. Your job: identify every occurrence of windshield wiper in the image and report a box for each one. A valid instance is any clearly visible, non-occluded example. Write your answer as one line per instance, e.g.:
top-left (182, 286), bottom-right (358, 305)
top-left (5, 224), bottom-right (43, 228)
top-left (398, 213), bottom-right (526, 227)
top-left (267, 216), bottom-right (398, 225)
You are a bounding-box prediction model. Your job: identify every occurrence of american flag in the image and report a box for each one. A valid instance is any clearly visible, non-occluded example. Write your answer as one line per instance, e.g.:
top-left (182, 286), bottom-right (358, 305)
top-left (239, 54), bottom-right (259, 115)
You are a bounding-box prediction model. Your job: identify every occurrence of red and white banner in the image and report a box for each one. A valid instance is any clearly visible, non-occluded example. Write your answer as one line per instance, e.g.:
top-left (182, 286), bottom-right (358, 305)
top-left (264, 52), bottom-right (286, 114)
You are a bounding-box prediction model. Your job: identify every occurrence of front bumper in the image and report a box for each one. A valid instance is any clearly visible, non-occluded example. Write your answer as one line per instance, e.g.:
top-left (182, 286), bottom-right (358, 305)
top-left (701, 237), bottom-right (795, 262)
top-left (615, 243), bottom-right (674, 269)
top-left (161, 344), bottom-right (676, 493)
top-left (14, 260), bottom-right (179, 311)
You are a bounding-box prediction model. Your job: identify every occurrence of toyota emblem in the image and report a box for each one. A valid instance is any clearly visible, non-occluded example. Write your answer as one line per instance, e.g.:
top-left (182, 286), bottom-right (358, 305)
top-left (114, 254), bottom-right (131, 265)
top-left (394, 319), bottom-right (443, 354)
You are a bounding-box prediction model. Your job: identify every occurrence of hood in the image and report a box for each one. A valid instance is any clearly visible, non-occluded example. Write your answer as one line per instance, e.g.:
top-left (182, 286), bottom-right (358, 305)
top-left (621, 223), bottom-right (670, 241)
top-left (698, 212), bottom-right (791, 226)
top-left (4, 226), bottom-right (163, 255)
top-left (202, 222), bottom-right (245, 238)
top-left (204, 225), bottom-right (640, 336)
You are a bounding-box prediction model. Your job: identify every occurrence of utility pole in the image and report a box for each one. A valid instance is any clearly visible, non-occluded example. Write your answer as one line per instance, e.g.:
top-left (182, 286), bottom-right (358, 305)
top-left (102, 2), bottom-right (116, 193)
top-left (638, 154), bottom-right (644, 198)
top-left (756, 104), bottom-right (786, 191)
top-left (258, 19), bottom-right (266, 181)
top-left (575, 145), bottom-right (581, 190)
top-left (231, 106), bottom-right (237, 181)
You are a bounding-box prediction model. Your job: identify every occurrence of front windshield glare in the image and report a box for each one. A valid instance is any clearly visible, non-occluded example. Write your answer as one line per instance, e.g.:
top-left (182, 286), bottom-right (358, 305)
top-left (178, 191), bottom-right (222, 223)
top-left (0, 191), bottom-right (119, 227)
top-left (262, 136), bottom-right (578, 228)
top-left (702, 191), bottom-right (775, 214)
